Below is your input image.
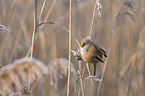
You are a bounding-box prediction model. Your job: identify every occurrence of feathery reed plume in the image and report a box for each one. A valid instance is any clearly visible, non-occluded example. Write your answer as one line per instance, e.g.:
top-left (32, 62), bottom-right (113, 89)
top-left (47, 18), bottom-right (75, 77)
top-left (97, 0), bottom-right (103, 17)
top-left (32, 58), bottom-right (76, 96)
top-left (97, 0), bottom-right (137, 96)
top-left (48, 58), bottom-right (76, 90)
top-left (0, 25), bottom-right (10, 32)
top-left (0, 57), bottom-right (48, 96)
top-left (113, 0), bottom-right (137, 31)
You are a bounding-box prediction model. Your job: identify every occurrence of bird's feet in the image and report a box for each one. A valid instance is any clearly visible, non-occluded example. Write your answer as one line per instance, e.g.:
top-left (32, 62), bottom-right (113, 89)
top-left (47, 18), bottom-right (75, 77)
top-left (84, 75), bottom-right (101, 82)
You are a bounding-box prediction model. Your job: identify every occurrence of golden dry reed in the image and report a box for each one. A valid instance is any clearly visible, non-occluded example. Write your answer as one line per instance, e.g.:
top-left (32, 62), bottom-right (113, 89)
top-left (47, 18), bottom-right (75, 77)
top-left (0, 0), bottom-right (145, 96)
top-left (0, 57), bottom-right (48, 96)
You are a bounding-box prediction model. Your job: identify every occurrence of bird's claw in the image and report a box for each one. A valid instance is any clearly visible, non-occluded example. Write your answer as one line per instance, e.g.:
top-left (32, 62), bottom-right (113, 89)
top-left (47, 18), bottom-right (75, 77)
top-left (84, 76), bottom-right (102, 82)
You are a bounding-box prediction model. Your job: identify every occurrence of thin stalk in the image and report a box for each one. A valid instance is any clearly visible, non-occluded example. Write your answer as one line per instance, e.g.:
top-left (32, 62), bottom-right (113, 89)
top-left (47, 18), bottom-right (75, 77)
top-left (38, 0), bottom-right (46, 23)
top-left (44, 0), bottom-right (56, 21)
top-left (89, 0), bottom-right (98, 39)
top-left (67, 0), bottom-right (72, 96)
top-left (96, 29), bottom-right (116, 96)
top-left (78, 70), bottom-right (84, 96)
top-left (28, 0), bottom-right (38, 93)
top-left (86, 63), bottom-right (93, 85)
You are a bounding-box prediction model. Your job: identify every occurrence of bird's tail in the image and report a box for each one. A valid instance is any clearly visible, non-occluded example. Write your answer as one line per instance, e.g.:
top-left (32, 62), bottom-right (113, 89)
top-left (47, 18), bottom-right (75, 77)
top-left (100, 48), bottom-right (107, 57)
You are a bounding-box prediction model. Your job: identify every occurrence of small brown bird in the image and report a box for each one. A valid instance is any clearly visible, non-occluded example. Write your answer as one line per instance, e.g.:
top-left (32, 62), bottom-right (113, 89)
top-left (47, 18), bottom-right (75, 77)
top-left (80, 38), bottom-right (107, 76)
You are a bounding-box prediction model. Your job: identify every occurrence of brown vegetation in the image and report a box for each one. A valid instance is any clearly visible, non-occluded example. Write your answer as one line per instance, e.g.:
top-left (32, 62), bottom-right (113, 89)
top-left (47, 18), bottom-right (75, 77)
top-left (0, 0), bottom-right (145, 96)
top-left (0, 57), bottom-right (48, 96)
top-left (0, 57), bottom-right (76, 96)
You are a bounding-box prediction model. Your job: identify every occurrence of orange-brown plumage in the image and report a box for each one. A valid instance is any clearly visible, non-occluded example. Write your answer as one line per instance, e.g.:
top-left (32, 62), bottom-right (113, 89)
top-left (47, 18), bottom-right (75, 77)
top-left (80, 38), bottom-right (107, 75)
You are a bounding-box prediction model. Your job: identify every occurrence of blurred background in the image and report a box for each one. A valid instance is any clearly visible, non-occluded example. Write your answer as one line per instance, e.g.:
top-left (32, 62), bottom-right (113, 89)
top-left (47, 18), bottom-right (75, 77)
top-left (0, 0), bottom-right (145, 96)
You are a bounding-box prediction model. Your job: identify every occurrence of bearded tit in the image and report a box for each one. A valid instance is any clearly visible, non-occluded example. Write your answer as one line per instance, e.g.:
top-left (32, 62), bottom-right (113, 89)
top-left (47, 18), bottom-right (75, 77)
top-left (80, 38), bottom-right (107, 75)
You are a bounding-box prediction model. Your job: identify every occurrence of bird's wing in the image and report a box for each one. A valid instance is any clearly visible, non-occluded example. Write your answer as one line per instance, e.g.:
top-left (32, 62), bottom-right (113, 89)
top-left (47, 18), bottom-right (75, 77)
top-left (89, 52), bottom-right (104, 63)
top-left (95, 43), bottom-right (101, 48)
top-left (100, 48), bottom-right (107, 57)
top-left (95, 43), bottom-right (107, 57)
top-left (92, 55), bottom-right (104, 63)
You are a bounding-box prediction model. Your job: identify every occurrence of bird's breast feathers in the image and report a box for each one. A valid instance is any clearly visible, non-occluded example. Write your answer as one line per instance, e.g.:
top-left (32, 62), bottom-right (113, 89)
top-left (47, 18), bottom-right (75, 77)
top-left (80, 47), bottom-right (87, 58)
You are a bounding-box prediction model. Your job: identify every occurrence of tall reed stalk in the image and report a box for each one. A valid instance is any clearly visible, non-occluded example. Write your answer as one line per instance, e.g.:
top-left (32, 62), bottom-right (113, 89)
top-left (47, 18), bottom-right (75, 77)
top-left (67, 0), bottom-right (72, 96)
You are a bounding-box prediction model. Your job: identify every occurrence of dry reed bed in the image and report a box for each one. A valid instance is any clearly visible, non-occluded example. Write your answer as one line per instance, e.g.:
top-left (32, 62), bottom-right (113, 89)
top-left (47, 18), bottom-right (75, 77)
top-left (0, 57), bottom-right (76, 96)
top-left (33, 58), bottom-right (76, 96)
top-left (0, 0), bottom-right (145, 96)
top-left (0, 57), bottom-right (48, 95)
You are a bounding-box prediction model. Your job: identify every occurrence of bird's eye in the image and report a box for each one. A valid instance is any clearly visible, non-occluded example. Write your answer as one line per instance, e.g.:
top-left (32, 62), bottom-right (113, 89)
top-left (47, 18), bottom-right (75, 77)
top-left (82, 43), bottom-right (85, 47)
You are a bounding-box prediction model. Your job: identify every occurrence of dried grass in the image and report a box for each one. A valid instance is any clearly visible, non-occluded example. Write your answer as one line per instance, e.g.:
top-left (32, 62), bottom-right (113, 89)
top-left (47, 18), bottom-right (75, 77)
top-left (32, 58), bottom-right (76, 96)
top-left (0, 25), bottom-right (10, 32)
top-left (0, 0), bottom-right (144, 96)
top-left (48, 58), bottom-right (76, 89)
top-left (0, 57), bottom-right (48, 96)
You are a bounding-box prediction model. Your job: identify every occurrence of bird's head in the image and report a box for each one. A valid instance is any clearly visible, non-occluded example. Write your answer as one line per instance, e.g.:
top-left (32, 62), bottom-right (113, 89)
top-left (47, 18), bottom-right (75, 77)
top-left (80, 38), bottom-right (93, 50)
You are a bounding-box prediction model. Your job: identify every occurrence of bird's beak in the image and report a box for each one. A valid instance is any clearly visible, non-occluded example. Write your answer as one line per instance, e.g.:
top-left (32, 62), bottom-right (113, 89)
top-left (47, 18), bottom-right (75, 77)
top-left (80, 44), bottom-right (83, 47)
